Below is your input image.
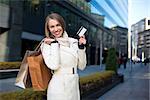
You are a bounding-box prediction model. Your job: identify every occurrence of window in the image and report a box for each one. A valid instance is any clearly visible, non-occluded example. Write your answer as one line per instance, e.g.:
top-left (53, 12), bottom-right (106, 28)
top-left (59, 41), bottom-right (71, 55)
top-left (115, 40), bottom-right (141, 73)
top-left (0, 0), bottom-right (9, 5)
top-left (148, 20), bottom-right (150, 25)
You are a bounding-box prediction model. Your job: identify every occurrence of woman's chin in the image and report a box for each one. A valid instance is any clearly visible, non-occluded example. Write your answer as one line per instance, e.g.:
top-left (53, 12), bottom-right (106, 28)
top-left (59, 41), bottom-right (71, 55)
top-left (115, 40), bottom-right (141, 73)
top-left (55, 35), bottom-right (61, 38)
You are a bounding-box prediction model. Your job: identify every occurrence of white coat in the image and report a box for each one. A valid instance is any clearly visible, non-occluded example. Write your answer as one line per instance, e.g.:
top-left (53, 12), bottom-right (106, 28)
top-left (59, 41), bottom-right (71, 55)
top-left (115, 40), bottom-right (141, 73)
top-left (40, 31), bottom-right (87, 100)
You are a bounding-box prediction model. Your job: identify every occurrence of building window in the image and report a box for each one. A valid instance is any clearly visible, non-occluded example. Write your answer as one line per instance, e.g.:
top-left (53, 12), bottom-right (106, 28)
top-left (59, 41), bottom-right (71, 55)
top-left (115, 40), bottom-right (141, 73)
top-left (148, 20), bottom-right (150, 25)
top-left (0, 0), bottom-right (9, 5)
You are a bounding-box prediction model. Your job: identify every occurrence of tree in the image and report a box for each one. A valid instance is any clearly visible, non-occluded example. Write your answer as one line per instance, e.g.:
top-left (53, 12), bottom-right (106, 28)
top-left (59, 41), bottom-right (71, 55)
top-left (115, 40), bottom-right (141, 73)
top-left (105, 48), bottom-right (118, 74)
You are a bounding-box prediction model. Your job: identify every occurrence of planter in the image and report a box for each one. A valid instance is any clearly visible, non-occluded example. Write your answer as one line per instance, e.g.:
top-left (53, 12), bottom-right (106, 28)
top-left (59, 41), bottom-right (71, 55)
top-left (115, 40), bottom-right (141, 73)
top-left (81, 74), bottom-right (124, 99)
top-left (0, 70), bottom-right (18, 79)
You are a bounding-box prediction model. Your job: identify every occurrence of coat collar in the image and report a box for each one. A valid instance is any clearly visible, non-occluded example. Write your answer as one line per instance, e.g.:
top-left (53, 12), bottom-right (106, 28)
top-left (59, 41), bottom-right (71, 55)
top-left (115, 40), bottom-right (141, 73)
top-left (56, 31), bottom-right (70, 47)
top-left (62, 31), bottom-right (69, 39)
top-left (56, 31), bottom-right (78, 47)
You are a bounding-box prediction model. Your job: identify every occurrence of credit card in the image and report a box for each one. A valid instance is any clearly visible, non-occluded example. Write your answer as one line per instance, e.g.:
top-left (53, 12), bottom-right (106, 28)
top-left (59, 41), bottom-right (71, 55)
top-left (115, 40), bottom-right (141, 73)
top-left (77, 26), bottom-right (87, 37)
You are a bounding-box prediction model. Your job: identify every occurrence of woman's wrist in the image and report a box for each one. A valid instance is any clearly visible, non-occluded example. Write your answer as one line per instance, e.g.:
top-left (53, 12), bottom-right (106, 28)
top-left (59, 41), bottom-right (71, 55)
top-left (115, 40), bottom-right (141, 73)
top-left (51, 40), bottom-right (58, 43)
top-left (78, 43), bottom-right (85, 49)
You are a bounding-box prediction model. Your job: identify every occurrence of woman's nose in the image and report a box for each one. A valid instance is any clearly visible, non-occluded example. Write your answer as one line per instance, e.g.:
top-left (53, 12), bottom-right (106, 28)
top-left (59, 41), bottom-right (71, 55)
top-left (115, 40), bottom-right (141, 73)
top-left (54, 26), bottom-right (58, 31)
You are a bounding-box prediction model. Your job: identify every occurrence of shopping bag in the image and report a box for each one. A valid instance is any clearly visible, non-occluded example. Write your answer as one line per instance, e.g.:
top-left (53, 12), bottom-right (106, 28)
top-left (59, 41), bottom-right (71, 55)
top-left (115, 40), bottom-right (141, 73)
top-left (15, 50), bottom-right (32, 89)
top-left (27, 42), bottom-right (52, 91)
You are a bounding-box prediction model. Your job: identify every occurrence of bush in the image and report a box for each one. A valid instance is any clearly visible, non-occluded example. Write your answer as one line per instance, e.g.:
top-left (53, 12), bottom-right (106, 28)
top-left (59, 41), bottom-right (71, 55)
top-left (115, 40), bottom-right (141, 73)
top-left (105, 48), bottom-right (118, 74)
top-left (0, 71), bottom-right (115, 99)
top-left (0, 62), bottom-right (21, 70)
top-left (0, 88), bottom-right (46, 100)
top-left (80, 71), bottom-right (115, 96)
top-left (80, 71), bottom-right (115, 85)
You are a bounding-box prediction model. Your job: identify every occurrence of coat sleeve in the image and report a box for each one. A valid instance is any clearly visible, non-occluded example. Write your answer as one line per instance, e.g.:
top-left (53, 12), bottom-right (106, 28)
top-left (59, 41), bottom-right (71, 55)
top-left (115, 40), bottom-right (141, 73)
top-left (77, 48), bottom-right (87, 70)
top-left (40, 43), bottom-right (60, 70)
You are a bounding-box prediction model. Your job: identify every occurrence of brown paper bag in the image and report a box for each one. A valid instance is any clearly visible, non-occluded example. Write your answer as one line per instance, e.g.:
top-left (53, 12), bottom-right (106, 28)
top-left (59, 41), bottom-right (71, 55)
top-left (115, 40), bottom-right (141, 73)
top-left (27, 50), bottom-right (52, 91)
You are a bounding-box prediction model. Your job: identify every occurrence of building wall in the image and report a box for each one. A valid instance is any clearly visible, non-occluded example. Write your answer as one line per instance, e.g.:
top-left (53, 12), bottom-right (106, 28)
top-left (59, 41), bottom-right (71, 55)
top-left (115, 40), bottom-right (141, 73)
top-left (91, 13), bottom-right (104, 26)
top-left (138, 30), bottom-right (150, 58)
top-left (0, 31), bottom-right (8, 61)
top-left (69, 0), bottom-right (91, 14)
top-left (0, 1), bottom-right (23, 61)
top-left (0, 3), bottom-right (10, 61)
top-left (111, 26), bottom-right (128, 56)
top-left (132, 18), bottom-right (150, 59)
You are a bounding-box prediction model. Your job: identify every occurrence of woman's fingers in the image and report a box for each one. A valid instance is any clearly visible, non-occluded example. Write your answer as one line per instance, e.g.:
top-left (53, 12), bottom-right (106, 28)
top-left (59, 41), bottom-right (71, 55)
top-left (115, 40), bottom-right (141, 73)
top-left (79, 36), bottom-right (86, 45)
top-left (44, 38), bottom-right (55, 45)
top-left (79, 35), bottom-right (85, 39)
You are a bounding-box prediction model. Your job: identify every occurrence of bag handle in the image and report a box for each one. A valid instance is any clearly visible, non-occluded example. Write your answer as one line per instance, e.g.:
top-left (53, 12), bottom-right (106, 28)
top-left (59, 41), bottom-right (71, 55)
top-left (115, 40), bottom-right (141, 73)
top-left (34, 39), bottom-right (44, 51)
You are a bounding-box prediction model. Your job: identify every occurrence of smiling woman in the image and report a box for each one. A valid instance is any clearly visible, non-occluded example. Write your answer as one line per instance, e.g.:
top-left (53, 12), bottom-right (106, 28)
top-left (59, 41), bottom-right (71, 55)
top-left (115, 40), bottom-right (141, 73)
top-left (40, 13), bottom-right (87, 100)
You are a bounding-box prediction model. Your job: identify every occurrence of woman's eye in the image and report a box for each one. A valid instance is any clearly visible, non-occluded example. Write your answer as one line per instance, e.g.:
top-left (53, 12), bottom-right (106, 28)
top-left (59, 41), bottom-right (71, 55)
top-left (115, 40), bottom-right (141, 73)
top-left (56, 24), bottom-right (61, 27)
top-left (50, 26), bottom-right (54, 28)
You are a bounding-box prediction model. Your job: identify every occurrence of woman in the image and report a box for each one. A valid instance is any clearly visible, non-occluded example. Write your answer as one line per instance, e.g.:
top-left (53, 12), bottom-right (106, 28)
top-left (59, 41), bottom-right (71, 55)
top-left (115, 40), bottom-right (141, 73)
top-left (41, 13), bottom-right (87, 100)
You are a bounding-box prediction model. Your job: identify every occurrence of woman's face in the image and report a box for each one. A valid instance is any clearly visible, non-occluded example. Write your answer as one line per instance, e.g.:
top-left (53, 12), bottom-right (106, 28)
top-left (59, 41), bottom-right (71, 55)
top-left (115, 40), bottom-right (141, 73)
top-left (48, 19), bottom-right (63, 38)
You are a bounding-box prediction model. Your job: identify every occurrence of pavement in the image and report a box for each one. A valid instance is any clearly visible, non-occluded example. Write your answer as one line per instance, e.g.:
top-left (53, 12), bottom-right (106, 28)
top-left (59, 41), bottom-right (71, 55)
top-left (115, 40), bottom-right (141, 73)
top-left (98, 62), bottom-right (150, 100)
top-left (0, 62), bottom-right (149, 100)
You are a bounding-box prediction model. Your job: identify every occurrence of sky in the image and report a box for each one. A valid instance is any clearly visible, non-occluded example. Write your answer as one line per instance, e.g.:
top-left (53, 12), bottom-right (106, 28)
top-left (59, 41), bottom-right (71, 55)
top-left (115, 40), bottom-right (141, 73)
top-left (90, 0), bottom-right (150, 28)
top-left (129, 0), bottom-right (150, 26)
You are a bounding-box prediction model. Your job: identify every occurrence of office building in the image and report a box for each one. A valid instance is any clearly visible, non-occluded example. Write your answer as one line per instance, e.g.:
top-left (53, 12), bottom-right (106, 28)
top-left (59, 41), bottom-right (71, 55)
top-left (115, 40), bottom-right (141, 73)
top-left (131, 17), bottom-right (150, 60)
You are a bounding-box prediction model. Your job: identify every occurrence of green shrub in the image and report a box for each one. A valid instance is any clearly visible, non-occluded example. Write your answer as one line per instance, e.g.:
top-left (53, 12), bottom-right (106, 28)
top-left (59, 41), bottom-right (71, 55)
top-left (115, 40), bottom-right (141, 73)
top-left (79, 71), bottom-right (115, 96)
top-left (79, 71), bottom-right (115, 85)
top-left (0, 62), bottom-right (21, 70)
top-left (105, 48), bottom-right (118, 74)
top-left (0, 88), bottom-right (46, 100)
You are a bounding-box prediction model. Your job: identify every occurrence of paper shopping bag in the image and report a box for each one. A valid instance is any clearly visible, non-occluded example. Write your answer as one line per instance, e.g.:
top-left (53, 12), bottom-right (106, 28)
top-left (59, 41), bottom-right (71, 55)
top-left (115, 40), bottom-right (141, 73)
top-left (27, 50), bottom-right (52, 91)
top-left (15, 50), bottom-right (32, 89)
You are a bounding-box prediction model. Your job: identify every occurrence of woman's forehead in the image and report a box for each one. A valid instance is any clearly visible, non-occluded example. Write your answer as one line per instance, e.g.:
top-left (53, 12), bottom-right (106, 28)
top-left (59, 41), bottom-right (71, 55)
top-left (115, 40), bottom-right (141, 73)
top-left (48, 19), bottom-right (60, 25)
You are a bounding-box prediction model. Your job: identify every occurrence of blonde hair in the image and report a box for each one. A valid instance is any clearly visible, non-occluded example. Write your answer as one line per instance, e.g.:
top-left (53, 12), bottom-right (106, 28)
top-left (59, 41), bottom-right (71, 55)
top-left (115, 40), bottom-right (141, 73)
top-left (45, 13), bottom-right (66, 37)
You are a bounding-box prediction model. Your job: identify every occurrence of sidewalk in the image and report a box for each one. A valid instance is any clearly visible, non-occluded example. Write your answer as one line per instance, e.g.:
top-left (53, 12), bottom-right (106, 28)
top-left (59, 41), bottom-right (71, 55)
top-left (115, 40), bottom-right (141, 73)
top-left (78, 65), bottom-right (105, 77)
top-left (97, 62), bottom-right (150, 100)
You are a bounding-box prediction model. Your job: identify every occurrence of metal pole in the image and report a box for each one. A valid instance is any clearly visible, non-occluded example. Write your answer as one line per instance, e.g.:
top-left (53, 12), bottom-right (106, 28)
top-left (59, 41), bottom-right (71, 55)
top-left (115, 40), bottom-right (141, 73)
top-left (100, 39), bottom-right (102, 69)
top-left (100, 31), bottom-right (103, 69)
top-left (130, 34), bottom-right (132, 73)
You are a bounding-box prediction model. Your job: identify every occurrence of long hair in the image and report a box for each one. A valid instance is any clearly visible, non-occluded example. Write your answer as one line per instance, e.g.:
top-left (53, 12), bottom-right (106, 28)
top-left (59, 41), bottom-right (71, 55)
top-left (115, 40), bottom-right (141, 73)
top-left (45, 13), bottom-right (66, 37)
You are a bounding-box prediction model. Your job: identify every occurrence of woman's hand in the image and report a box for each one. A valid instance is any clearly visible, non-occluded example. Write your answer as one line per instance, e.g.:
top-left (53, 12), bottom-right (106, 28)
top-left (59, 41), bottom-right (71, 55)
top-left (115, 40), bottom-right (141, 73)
top-left (79, 36), bottom-right (86, 45)
top-left (44, 37), bottom-right (55, 45)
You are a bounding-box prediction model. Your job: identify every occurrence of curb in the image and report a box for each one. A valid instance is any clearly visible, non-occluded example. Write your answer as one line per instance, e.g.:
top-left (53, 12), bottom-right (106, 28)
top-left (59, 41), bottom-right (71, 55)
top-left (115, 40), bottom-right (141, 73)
top-left (0, 69), bottom-right (19, 79)
top-left (0, 69), bottom-right (19, 72)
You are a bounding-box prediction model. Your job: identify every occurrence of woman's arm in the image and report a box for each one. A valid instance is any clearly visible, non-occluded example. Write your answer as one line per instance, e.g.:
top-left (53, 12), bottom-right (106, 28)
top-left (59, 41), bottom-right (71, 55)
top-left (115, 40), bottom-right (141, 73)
top-left (77, 49), bottom-right (87, 70)
top-left (77, 36), bottom-right (87, 70)
top-left (41, 42), bottom-right (60, 70)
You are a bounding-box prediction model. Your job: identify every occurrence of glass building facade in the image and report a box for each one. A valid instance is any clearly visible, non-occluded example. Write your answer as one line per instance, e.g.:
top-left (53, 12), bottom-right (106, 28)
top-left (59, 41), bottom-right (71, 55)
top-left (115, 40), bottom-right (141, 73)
top-left (0, 0), bottom-right (115, 65)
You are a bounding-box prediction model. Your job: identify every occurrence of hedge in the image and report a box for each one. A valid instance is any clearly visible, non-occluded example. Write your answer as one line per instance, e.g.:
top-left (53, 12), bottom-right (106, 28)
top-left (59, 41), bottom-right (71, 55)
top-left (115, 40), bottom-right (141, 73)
top-left (0, 71), bottom-right (115, 100)
top-left (0, 62), bottom-right (21, 70)
top-left (0, 89), bottom-right (46, 100)
top-left (80, 71), bottom-right (115, 97)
